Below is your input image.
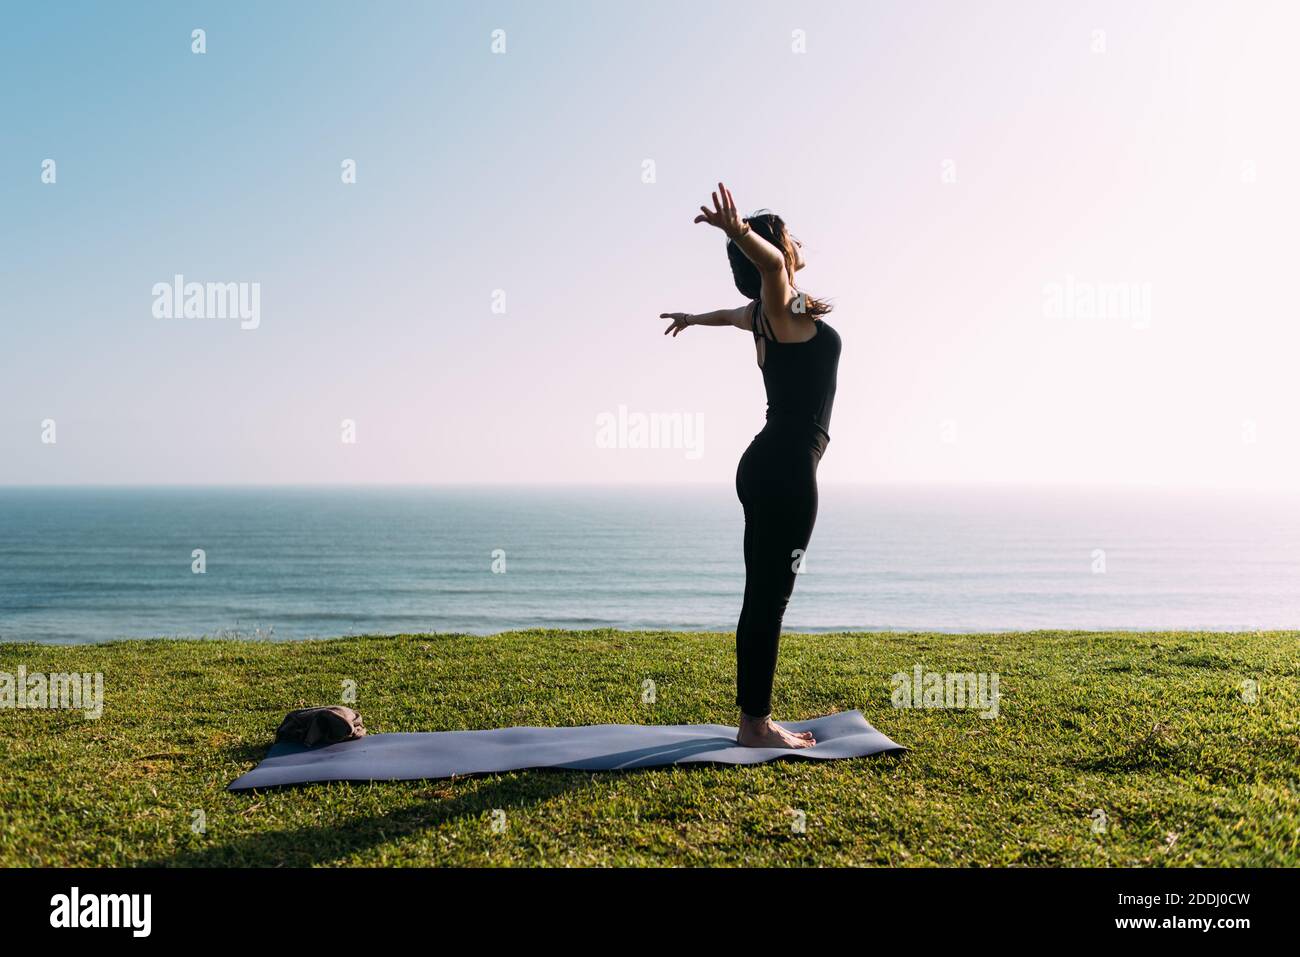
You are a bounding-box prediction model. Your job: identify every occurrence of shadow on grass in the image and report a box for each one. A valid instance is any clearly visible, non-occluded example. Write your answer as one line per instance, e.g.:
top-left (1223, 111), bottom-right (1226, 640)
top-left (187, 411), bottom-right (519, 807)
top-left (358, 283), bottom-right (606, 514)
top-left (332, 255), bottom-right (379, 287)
top-left (221, 742), bottom-right (274, 766)
top-left (150, 771), bottom-right (586, 867)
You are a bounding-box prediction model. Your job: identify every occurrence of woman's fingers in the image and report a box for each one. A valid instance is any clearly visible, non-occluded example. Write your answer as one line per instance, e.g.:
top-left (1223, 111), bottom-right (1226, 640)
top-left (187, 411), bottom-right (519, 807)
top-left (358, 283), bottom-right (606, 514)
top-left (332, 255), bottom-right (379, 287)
top-left (695, 187), bottom-right (743, 228)
top-left (720, 182), bottom-right (737, 218)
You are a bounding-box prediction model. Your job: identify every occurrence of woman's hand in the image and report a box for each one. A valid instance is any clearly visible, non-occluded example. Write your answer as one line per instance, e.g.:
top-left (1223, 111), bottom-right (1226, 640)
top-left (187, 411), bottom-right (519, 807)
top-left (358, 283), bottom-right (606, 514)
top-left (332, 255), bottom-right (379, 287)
top-left (661, 313), bottom-right (693, 337)
top-left (694, 182), bottom-right (747, 240)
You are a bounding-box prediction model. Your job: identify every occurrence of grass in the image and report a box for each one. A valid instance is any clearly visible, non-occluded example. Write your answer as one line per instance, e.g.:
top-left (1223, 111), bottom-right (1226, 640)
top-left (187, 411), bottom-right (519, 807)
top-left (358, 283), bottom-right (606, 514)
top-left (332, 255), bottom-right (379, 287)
top-left (0, 629), bottom-right (1297, 867)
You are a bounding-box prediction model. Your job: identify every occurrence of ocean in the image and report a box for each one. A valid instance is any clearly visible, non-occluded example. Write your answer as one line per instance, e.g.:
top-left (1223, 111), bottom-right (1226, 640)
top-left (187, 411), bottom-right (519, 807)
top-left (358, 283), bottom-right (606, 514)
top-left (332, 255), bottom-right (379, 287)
top-left (2, 485), bottom-right (1298, 643)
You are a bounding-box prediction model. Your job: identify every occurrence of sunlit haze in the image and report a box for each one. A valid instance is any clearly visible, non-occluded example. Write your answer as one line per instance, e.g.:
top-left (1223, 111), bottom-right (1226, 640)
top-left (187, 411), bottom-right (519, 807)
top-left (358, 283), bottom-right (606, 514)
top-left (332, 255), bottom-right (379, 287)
top-left (4, 1), bottom-right (1298, 489)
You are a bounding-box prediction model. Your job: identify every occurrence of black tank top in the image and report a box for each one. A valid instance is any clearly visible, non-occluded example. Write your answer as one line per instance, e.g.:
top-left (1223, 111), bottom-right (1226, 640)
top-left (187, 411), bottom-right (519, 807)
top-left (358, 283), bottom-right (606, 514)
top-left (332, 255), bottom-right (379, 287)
top-left (751, 300), bottom-right (841, 442)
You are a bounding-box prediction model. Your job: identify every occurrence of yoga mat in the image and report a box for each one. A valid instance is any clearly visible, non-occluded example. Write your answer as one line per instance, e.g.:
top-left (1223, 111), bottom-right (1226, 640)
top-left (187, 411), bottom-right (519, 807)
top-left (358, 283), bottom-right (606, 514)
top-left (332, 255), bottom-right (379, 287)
top-left (228, 709), bottom-right (904, 790)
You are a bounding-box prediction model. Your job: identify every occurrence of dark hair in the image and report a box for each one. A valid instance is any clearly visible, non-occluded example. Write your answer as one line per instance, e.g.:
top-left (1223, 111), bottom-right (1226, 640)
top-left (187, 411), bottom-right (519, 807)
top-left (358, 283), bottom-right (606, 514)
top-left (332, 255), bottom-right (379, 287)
top-left (726, 212), bottom-right (832, 318)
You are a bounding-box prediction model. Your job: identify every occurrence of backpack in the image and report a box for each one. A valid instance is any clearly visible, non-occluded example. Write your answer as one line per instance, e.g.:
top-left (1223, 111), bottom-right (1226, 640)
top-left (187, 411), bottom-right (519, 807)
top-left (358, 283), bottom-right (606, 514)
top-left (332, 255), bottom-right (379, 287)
top-left (275, 706), bottom-right (367, 747)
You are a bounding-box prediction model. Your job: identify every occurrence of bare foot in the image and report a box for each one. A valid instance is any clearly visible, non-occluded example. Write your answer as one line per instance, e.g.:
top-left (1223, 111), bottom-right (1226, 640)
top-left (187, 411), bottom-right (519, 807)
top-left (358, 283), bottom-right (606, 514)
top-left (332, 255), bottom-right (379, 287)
top-left (737, 714), bottom-right (816, 749)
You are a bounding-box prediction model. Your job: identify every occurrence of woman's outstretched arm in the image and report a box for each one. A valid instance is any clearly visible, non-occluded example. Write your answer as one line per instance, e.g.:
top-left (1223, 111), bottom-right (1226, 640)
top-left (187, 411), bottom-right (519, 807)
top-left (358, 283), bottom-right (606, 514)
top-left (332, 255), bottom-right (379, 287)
top-left (661, 306), bottom-right (751, 337)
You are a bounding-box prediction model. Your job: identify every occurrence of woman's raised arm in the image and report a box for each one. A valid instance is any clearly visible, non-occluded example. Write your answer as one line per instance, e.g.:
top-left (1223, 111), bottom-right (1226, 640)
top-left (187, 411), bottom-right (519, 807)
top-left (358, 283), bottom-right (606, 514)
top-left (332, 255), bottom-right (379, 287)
top-left (694, 182), bottom-right (794, 334)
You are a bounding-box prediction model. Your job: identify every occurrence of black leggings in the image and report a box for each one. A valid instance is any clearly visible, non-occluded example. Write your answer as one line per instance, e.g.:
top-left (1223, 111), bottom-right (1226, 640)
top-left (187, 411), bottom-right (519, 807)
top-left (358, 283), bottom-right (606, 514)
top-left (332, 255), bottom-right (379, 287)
top-left (734, 420), bottom-right (826, 718)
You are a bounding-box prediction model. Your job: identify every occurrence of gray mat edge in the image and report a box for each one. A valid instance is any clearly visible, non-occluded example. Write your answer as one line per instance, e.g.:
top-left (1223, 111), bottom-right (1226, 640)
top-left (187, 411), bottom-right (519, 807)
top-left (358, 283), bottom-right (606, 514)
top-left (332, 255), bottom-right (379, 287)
top-left (228, 710), bottom-right (907, 791)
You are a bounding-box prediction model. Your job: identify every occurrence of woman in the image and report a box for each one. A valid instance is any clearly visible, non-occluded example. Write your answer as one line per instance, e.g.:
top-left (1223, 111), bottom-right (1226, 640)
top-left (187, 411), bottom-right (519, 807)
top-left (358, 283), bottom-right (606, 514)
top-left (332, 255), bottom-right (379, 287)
top-left (661, 183), bottom-right (840, 749)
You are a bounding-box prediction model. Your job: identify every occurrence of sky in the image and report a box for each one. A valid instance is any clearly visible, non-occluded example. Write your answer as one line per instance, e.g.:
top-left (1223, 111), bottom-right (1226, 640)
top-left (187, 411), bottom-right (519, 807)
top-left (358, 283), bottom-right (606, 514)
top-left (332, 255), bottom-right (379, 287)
top-left (3, 0), bottom-right (1298, 488)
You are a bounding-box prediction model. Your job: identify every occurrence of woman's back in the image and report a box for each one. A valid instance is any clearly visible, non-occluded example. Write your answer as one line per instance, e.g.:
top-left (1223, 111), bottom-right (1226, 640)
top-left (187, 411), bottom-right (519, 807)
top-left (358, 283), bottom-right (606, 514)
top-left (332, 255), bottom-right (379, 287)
top-left (751, 302), bottom-right (841, 442)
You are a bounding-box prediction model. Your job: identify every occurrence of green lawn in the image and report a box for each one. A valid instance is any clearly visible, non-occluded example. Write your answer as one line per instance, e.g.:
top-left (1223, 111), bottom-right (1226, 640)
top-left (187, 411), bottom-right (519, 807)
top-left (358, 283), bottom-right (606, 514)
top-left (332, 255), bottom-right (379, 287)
top-left (1, 630), bottom-right (1296, 867)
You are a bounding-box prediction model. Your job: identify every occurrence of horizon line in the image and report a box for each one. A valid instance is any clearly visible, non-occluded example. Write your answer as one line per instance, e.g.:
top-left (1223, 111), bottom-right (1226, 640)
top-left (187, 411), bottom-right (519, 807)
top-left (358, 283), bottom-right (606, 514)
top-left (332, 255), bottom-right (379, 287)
top-left (2, 480), bottom-right (1298, 496)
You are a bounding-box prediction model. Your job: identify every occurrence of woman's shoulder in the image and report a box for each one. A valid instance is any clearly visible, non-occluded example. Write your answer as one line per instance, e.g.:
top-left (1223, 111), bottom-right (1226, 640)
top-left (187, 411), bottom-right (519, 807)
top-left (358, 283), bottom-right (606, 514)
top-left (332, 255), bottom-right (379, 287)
top-left (816, 318), bottom-right (842, 349)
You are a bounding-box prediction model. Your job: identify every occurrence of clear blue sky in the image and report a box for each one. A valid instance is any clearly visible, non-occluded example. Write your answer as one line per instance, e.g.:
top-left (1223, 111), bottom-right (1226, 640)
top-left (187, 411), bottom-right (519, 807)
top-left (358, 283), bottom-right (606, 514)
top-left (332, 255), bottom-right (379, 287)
top-left (3, 1), bottom-right (1298, 487)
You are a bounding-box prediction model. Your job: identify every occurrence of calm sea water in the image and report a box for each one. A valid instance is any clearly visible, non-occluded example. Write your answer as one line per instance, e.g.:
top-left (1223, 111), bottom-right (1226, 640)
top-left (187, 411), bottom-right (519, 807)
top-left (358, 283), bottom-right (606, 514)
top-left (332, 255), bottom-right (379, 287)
top-left (2, 485), bottom-right (1298, 643)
